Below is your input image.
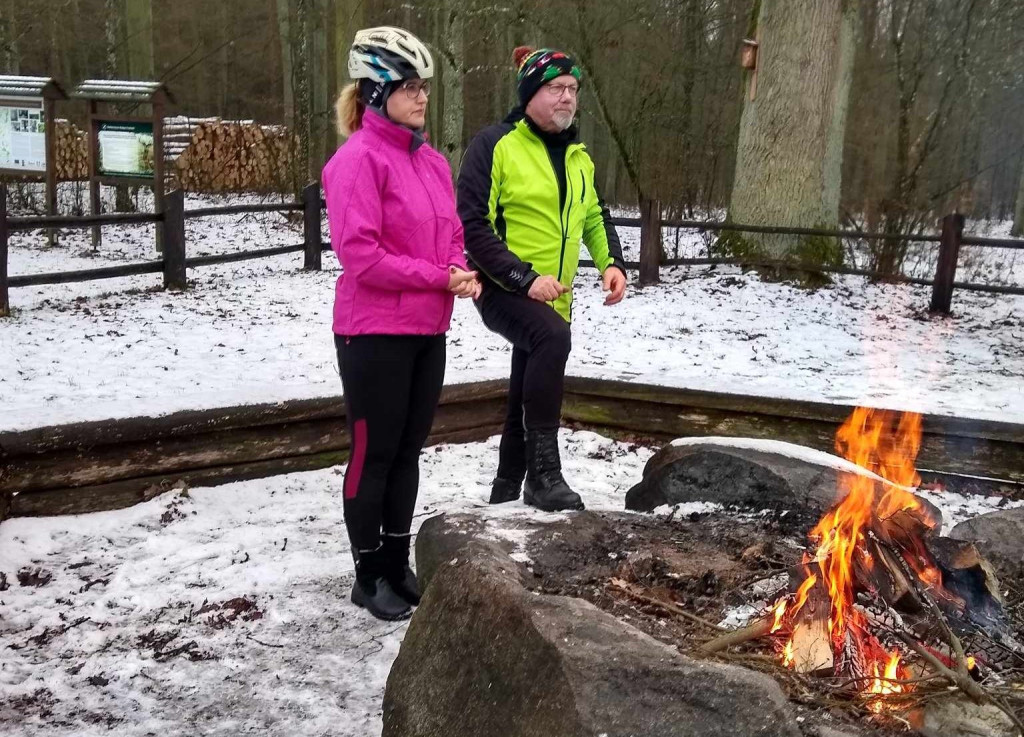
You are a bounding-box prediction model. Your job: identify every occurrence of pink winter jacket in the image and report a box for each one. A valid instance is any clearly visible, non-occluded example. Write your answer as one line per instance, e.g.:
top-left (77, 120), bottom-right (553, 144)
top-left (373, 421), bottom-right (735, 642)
top-left (323, 110), bottom-right (468, 336)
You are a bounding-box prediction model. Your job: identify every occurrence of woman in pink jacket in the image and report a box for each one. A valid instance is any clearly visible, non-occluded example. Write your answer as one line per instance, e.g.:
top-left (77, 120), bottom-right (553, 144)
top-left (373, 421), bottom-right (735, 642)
top-left (324, 26), bottom-right (480, 622)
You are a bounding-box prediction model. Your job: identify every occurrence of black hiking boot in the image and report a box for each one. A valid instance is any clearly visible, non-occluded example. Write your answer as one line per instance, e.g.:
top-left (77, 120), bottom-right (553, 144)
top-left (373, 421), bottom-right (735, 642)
top-left (351, 548), bottom-right (413, 621)
top-left (490, 425), bottom-right (526, 504)
top-left (382, 534), bottom-right (420, 607)
top-left (523, 429), bottom-right (585, 512)
top-left (489, 476), bottom-right (523, 504)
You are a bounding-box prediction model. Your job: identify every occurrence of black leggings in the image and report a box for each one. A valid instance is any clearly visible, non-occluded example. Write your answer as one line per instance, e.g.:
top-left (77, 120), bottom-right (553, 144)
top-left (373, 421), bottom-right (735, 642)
top-left (335, 334), bottom-right (446, 553)
top-left (475, 284), bottom-right (571, 476)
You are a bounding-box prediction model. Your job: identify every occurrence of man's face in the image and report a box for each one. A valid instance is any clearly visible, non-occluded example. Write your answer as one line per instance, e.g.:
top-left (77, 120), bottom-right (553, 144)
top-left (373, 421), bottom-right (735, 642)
top-left (525, 73), bottom-right (579, 133)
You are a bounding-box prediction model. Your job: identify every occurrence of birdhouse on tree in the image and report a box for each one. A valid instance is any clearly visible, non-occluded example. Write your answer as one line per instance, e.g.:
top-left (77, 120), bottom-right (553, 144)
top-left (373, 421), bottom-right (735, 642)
top-left (741, 39), bottom-right (759, 70)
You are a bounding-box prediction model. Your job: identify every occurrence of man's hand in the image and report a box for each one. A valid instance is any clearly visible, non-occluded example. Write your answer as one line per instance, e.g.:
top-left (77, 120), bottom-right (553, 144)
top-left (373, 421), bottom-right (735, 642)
top-left (448, 267), bottom-right (478, 293)
top-left (527, 275), bottom-right (570, 302)
top-left (602, 268), bottom-right (627, 306)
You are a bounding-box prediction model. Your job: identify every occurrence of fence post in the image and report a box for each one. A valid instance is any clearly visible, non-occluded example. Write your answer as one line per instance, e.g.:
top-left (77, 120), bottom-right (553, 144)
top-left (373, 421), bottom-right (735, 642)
top-left (639, 197), bottom-right (662, 286)
top-left (1, 182), bottom-right (9, 317)
top-left (302, 182), bottom-right (322, 271)
top-left (162, 189), bottom-right (187, 291)
top-left (929, 213), bottom-right (964, 315)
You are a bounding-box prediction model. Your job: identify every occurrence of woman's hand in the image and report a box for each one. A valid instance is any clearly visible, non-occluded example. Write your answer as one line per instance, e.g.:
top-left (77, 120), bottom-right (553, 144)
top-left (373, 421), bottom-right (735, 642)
top-left (448, 267), bottom-right (480, 299)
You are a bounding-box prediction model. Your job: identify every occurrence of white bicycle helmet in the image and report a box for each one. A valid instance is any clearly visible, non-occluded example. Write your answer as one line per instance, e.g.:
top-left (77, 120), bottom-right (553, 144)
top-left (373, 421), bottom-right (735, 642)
top-left (348, 26), bottom-right (434, 83)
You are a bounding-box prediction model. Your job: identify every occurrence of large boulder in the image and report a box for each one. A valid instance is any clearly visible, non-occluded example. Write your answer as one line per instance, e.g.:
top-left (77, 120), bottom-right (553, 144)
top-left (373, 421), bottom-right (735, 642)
top-left (625, 439), bottom-right (942, 530)
top-left (385, 514), bottom-right (800, 737)
top-left (949, 507), bottom-right (1024, 566)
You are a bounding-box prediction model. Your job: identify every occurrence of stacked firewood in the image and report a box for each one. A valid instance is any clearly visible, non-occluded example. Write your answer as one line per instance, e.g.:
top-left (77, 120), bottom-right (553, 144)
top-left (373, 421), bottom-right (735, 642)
top-left (54, 119), bottom-right (89, 181)
top-left (171, 117), bottom-right (297, 193)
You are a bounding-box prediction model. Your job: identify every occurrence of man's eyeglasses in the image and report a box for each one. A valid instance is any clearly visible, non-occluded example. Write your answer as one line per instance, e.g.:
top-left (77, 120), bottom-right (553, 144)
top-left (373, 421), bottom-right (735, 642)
top-left (399, 80), bottom-right (431, 99)
top-left (544, 83), bottom-right (579, 99)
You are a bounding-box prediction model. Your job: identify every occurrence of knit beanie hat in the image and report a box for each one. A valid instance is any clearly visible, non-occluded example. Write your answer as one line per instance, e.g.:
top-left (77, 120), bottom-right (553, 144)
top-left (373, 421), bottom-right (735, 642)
top-left (513, 46), bottom-right (582, 107)
top-left (359, 78), bottom-right (402, 113)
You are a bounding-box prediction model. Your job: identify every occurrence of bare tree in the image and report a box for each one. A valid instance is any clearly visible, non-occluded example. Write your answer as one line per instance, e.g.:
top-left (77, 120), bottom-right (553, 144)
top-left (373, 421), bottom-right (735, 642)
top-left (725, 0), bottom-right (860, 264)
top-left (1013, 159), bottom-right (1024, 237)
top-left (0, 0), bottom-right (19, 74)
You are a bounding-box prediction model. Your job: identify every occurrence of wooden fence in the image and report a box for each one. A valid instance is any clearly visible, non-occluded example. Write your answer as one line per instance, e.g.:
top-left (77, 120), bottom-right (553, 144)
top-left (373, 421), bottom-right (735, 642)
top-left (2, 186), bottom-right (1024, 319)
top-left (1, 377), bottom-right (1021, 520)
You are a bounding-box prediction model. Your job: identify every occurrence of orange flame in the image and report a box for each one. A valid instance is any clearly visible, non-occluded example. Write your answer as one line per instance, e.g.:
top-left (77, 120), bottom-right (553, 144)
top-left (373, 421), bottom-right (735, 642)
top-left (770, 406), bottom-right (928, 703)
top-left (782, 640), bottom-right (794, 668)
top-left (770, 600), bottom-right (788, 634)
top-left (868, 651), bottom-right (905, 712)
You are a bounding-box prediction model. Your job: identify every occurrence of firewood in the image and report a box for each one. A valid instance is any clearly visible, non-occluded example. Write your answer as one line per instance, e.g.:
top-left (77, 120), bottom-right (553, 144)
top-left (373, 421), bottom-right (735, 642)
top-left (788, 577), bottom-right (835, 674)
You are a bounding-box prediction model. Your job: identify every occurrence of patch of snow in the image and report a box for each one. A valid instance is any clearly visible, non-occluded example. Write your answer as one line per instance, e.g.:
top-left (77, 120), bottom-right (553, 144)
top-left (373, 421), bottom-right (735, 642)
top-left (668, 436), bottom-right (911, 489)
top-left (717, 604), bottom-right (761, 630)
top-left (650, 501), bottom-right (724, 517)
top-left (0, 429), bottom-right (649, 736)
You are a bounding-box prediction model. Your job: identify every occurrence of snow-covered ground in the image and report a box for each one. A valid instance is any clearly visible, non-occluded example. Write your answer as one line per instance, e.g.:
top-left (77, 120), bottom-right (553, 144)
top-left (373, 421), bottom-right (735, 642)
top-left (1, 430), bottom-right (1018, 736)
top-left (0, 431), bottom-right (645, 736)
top-left (2, 192), bottom-right (1022, 733)
top-left (2, 198), bottom-right (1023, 430)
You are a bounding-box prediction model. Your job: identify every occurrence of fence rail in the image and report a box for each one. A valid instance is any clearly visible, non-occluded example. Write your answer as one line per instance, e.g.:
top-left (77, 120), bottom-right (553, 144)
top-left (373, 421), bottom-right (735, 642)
top-left (3, 186), bottom-right (1024, 318)
top-left (2, 377), bottom-right (1021, 520)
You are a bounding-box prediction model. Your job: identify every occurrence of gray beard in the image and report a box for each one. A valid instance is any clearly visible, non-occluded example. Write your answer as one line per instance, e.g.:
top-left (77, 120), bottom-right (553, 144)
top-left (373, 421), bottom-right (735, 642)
top-left (551, 111), bottom-right (575, 131)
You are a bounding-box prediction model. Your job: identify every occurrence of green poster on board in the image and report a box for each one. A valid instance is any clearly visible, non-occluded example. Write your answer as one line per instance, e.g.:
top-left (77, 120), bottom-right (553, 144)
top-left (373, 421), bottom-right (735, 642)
top-left (97, 120), bottom-right (155, 178)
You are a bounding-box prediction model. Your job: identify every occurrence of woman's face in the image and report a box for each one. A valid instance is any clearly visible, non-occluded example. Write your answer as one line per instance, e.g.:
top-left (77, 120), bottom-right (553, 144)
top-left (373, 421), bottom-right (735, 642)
top-left (386, 79), bottom-right (430, 130)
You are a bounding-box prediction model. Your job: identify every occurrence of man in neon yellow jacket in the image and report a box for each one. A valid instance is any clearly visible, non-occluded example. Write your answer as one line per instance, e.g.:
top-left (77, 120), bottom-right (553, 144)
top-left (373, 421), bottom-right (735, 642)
top-left (457, 46), bottom-right (627, 512)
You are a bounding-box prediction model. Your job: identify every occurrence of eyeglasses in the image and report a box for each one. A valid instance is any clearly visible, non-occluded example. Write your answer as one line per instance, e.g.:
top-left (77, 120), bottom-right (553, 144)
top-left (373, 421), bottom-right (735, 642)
top-left (544, 83), bottom-right (579, 99)
top-left (399, 80), bottom-right (431, 99)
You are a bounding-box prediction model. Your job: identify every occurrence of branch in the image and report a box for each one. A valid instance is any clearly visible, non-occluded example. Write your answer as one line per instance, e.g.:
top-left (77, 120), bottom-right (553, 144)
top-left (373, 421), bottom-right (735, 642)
top-left (607, 578), bottom-right (726, 634)
top-left (699, 617), bottom-right (773, 655)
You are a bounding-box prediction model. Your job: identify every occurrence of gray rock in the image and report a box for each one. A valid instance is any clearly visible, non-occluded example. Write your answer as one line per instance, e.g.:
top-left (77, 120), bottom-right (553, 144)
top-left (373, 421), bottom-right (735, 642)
top-left (909, 695), bottom-right (1020, 737)
top-left (414, 513), bottom-right (489, 592)
top-left (385, 515), bottom-right (800, 737)
top-left (949, 507), bottom-right (1024, 565)
top-left (625, 442), bottom-right (942, 531)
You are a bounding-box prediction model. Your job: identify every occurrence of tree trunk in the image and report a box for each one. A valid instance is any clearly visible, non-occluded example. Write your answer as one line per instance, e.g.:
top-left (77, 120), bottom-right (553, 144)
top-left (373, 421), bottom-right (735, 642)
top-left (310, 0), bottom-right (331, 175)
top-left (1013, 159), bottom-right (1024, 238)
top-left (104, 0), bottom-right (122, 78)
top-left (333, 0), bottom-right (364, 145)
top-left (0, 0), bottom-right (19, 74)
top-left (277, 0), bottom-right (295, 129)
top-left (124, 0), bottom-right (154, 79)
top-left (438, 4), bottom-right (465, 174)
top-left (726, 0), bottom-right (859, 261)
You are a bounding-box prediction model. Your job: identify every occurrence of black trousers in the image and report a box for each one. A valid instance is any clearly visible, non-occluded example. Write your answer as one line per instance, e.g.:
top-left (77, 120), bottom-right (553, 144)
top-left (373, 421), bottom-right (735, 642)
top-left (475, 284), bottom-right (571, 478)
top-left (335, 333), bottom-right (446, 553)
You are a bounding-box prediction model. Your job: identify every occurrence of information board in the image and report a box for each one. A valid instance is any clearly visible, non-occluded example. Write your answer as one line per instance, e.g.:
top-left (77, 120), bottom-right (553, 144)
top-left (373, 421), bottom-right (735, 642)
top-left (0, 97), bottom-right (46, 173)
top-left (97, 120), bottom-right (155, 178)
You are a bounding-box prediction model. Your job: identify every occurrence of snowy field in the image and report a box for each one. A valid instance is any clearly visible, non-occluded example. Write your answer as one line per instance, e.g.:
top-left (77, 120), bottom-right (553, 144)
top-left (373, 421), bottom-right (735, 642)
top-left (3, 190), bottom-right (1023, 734)
top-left (1, 430), bottom-right (1019, 737)
top-left (2, 192), bottom-right (1023, 430)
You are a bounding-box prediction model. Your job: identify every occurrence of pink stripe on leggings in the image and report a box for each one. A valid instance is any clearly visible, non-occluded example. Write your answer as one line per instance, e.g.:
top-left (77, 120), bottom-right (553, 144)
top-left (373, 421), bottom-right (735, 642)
top-left (344, 418), bottom-right (368, 500)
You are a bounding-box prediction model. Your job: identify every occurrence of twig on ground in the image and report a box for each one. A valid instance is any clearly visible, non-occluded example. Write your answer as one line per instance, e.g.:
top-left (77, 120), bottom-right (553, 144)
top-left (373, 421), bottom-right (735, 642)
top-left (245, 633), bottom-right (285, 649)
top-left (699, 617), bottom-right (773, 655)
top-left (607, 578), bottom-right (725, 634)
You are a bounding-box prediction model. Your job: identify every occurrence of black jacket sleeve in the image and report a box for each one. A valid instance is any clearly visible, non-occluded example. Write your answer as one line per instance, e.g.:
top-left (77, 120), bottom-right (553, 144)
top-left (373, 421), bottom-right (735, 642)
top-left (456, 126), bottom-right (539, 294)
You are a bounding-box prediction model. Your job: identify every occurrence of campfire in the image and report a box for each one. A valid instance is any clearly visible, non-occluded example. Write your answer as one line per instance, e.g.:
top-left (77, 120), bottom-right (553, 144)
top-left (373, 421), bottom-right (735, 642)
top-left (696, 407), bottom-right (1024, 722)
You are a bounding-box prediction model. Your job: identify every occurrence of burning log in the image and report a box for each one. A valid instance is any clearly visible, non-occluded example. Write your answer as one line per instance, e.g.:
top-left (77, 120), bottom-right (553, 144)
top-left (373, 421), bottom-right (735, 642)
top-left (854, 532), bottom-right (923, 614)
top-left (786, 575), bottom-right (834, 674)
top-left (702, 404), bottom-right (1023, 725)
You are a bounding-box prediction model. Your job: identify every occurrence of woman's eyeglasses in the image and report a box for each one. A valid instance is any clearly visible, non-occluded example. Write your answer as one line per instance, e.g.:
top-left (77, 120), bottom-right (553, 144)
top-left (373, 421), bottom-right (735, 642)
top-left (399, 80), bottom-right (431, 99)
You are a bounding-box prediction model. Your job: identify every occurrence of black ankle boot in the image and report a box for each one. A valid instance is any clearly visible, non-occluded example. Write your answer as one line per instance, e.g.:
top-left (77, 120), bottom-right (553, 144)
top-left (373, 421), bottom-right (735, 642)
top-left (351, 548), bottom-right (412, 621)
top-left (382, 535), bottom-right (420, 606)
top-left (489, 476), bottom-right (522, 504)
top-left (524, 430), bottom-right (584, 512)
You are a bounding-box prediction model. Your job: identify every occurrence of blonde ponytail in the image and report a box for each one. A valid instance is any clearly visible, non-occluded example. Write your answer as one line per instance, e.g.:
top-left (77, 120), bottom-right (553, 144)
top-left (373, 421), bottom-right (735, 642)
top-left (336, 83), bottom-right (365, 137)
